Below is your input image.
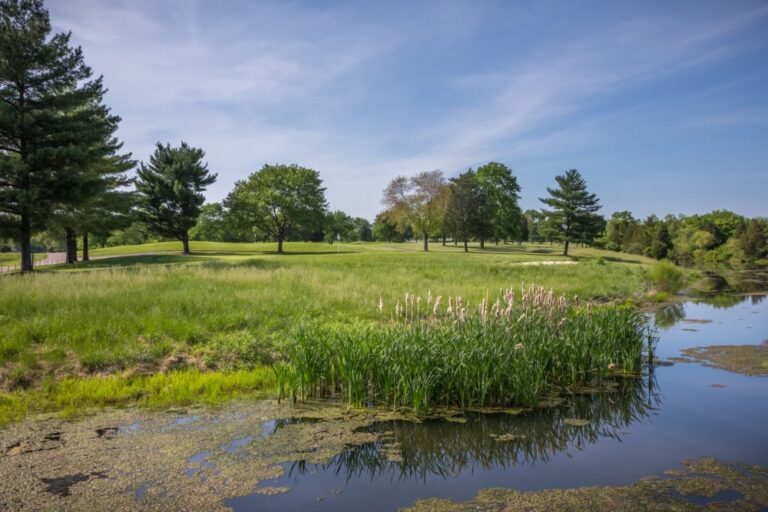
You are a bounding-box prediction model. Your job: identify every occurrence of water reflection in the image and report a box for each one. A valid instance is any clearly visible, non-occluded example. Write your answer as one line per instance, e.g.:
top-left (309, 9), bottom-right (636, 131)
top-left (695, 269), bottom-right (768, 296)
top-left (284, 375), bottom-right (659, 484)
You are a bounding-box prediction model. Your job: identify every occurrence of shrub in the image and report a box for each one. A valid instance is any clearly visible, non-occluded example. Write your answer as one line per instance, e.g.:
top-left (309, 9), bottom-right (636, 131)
top-left (646, 261), bottom-right (686, 293)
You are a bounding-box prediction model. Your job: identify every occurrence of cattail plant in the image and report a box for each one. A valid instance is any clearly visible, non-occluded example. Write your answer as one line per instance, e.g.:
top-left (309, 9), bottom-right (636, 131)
top-left (274, 285), bottom-right (654, 413)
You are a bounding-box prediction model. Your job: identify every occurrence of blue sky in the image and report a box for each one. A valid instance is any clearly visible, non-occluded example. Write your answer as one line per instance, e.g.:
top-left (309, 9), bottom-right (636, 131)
top-left (49, 0), bottom-right (768, 220)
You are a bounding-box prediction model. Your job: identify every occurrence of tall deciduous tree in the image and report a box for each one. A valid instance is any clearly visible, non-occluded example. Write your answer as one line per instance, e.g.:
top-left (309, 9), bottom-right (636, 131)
top-left (382, 170), bottom-right (448, 252)
top-left (446, 169), bottom-right (486, 252)
top-left (224, 164), bottom-right (327, 254)
top-left (539, 169), bottom-right (602, 256)
top-left (135, 142), bottom-right (216, 254)
top-left (0, 0), bottom-right (125, 272)
top-left (476, 162), bottom-right (522, 247)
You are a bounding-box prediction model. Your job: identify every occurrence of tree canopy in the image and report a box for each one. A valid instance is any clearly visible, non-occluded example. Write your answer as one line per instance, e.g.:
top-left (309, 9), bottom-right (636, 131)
top-left (135, 142), bottom-right (216, 254)
top-left (224, 164), bottom-right (327, 253)
top-left (476, 162), bottom-right (523, 246)
top-left (539, 169), bottom-right (602, 256)
top-left (0, 0), bottom-right (127, 271)
top-left (382, 170), bottom-right (448, 252)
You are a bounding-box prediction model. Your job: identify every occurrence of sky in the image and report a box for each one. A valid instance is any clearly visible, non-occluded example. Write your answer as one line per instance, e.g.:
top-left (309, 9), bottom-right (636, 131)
top-left (48, 0), bottom-right (768, 220)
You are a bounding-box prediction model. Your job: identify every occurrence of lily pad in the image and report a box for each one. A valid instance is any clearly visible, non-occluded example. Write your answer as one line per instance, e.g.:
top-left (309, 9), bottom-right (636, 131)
top-left (563, 418), bottom-right (591, 427)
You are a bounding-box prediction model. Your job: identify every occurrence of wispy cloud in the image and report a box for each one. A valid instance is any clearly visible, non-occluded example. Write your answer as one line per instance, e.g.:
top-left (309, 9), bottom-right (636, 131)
top-left (47, 0), bottom-right (768, 218)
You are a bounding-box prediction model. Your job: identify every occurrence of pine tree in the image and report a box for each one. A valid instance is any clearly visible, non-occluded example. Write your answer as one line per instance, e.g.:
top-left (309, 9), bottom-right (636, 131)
top-left (135, 142), bottom-right (217, 254)
top-left (539, 169), bottom-right (602, 256)
top-left (0, 0), bottom-right (125, 271)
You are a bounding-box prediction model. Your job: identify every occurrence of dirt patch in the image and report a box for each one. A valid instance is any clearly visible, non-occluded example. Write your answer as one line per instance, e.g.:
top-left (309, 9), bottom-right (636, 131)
top-left (674, 342), bottom-right (768, 376)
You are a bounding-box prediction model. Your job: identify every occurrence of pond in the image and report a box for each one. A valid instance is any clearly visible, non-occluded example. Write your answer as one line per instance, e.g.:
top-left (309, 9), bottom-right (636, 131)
top-left (1, 286), bottom-right (766, 510)
top-left (226, 294), bottom-right (768, 511)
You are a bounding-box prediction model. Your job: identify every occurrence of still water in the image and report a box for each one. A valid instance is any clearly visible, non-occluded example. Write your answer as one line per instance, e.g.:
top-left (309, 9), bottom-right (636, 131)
top-left (228, 294), bottom-right (768, 511)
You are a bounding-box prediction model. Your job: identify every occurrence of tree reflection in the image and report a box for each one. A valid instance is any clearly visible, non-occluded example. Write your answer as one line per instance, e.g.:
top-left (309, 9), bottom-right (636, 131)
top-left (286, 375), bottom-right (660, 483)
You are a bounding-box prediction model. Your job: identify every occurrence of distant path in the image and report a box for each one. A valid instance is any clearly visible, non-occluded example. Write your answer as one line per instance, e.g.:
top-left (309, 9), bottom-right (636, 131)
top-left (0, 252), bottom-right (66, 273)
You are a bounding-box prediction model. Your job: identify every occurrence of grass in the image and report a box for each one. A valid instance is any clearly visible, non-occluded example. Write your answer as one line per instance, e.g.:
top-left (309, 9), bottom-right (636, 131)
top-left (0, 240), bottom-right (658, 424)
top-left (0, 368), bottom-right (274, 428)
top-left (275, 286), bottom-right (652, 412)
top-left (0, 252), bottom-right (47, 266)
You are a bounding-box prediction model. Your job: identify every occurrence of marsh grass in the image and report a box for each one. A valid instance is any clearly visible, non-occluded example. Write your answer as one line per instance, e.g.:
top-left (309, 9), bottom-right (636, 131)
top-left (0, 368), bottom-right (274, 427)
top-left (0, 244), bottom-right (649, 383)
top-left (276, 286), bottom-right (654, 412)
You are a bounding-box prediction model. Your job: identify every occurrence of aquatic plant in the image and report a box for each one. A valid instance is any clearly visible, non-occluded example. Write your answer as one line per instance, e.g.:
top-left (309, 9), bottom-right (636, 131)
top-left (275, 286), bottom-right (654, 412)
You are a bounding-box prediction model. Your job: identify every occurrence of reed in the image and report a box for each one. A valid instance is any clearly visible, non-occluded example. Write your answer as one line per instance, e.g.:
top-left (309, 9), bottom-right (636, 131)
top-left (276, 285), bottom-right (654, 412)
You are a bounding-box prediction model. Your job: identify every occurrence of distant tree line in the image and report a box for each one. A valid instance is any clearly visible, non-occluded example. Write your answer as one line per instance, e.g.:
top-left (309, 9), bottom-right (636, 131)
top-left (2, 1), bottom-right (765, 270)
top-left (596, 210), bottom-right (768, 266)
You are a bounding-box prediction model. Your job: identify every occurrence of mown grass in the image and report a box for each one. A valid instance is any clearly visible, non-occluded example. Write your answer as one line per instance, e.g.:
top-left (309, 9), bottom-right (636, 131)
top-left (0, 241), bottom-right (657, 424)
top-left (0, 252), bottom-right (47, 266)
top-left (0, 368), bottom-right (274, 428)
top-left (276, 287), bottom-right (652, 412)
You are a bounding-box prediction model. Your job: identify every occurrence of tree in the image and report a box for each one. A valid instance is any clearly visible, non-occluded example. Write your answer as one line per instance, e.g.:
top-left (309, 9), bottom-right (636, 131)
top-left (352, 217), bottom-right (373, 242)
top-left (135, 142), bottom-right (216, 254)
top-left (445, 170), bottom-right (485, 252)
top-left (382, 170), bottom-right (448, 252)
top-left (0, 0), bottom-right (126, 272)
top-left (524, 210), bottom-right (543, 242)
top-left (539, 169), bottom-right (602, 256)
top-left (605, 211), bottom-right (637, 251)
top-left (323, 210), bottom-right (355, 243)
top-left (54, 140), bottom-right (135, 263)
top-left (476, 162), bottom-right (523, 246)
top-left (736, 218), bottom-right (768, 261)
top-left (225, 164), bottom-right (327, 254)
top-left (189, 203), bottom-right (260, 242)
top-left (372, 212), bottom-right (405, 242)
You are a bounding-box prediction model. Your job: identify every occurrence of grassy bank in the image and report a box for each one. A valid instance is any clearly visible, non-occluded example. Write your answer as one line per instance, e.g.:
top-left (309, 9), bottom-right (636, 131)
top-left (0, 241), bottom-right (658, 424)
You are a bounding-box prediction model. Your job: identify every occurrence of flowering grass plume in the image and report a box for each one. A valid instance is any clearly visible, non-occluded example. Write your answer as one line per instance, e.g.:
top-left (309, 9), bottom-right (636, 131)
top-left (275, 285), bottom-right (654, 413)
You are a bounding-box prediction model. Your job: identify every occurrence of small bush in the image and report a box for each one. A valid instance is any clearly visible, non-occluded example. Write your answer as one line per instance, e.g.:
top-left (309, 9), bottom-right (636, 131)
top-left (646, 261), bottom-right (686, 293)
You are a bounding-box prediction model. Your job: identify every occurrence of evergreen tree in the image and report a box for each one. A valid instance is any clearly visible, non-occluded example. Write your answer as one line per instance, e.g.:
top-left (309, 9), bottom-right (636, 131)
top-left (539, 169), bottom-right (602, 256)
top-left (476, 162), bottom-right (522, 246)
top-left (0, 0), bottom-right (125, 271)
top-left (136, 142), bottom-right (217, 254)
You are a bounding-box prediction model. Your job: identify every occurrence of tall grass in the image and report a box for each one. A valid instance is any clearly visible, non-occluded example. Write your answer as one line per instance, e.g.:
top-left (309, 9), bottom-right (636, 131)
top-left (0, 368), bottom-right (274, 427)
top-left (276, 286), bottom-right (653, 412)
top-left (0, 248), bottom-right (648, 382)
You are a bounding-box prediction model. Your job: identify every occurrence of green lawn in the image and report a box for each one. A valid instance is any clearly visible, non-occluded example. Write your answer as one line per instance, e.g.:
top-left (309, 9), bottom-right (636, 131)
top-left (0, 252), bottom-right (47, 266)
top-left (0, 240), bottom-right (657, 424)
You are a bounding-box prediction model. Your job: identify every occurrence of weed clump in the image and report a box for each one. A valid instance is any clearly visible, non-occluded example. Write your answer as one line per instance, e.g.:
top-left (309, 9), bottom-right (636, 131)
top-left (646, 261), bottom-right (687, 293)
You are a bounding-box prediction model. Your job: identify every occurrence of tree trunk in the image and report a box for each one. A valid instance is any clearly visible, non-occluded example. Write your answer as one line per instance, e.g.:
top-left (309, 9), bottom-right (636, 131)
top-left (20, 213), bottom-right (33, 273)
top-left (423, 233), bottom-right (428, 252)
top-left (65, 227), bottom-right (77, 264)
top-left (442, 235), bottom-right (446, 246)
top-left (277, 237), bottom-right (284, 254)
top-left (181, 232), bottom-right (190, 254)
top-left (480, 238), bottom-right (485, 249)
top-left (464, 239), bottom-right (469, 253)
top-left (563, 239), bottom-right (570, 256)
top-left (454, 237), bottom-right (458, 246)
top-left (82, 233), bottom-right (89, 262)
